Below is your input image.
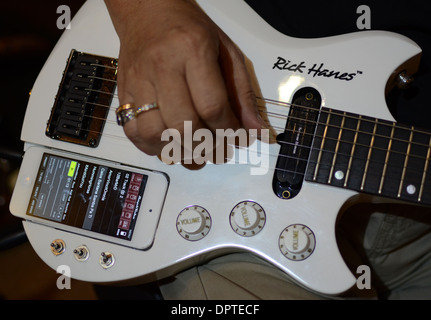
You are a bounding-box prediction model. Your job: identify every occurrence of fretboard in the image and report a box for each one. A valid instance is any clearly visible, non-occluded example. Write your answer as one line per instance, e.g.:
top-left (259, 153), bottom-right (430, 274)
top-left (305, 107), bottom-right (431, 206)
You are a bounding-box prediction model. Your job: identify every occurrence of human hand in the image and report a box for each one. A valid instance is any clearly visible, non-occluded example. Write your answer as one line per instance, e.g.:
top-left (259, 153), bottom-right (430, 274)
top-left (105, 0), bottom-right (263, 162)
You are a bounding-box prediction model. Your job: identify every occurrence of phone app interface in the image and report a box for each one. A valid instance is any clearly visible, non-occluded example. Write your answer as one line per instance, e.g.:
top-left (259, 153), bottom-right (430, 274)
top-left (26, 153), bottom-right (148, 241)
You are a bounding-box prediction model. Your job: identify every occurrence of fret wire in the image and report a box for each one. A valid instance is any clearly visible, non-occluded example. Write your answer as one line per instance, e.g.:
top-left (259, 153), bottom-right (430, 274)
top-left (258, 97), bottom-right (431, 142)
top-left (56, 120), bottom-right (428, 199)
top-left (71, 104), bottom-right (431, 183)
top-left (344, 115), bottom-right (361, 187)
top-left (58, 112), bottom-right (428, 188)
top-left (234, 141), bottom-right (430, 196)
top-left (283, 125), bottom-right (422, 163)
top-left (328, 112), bottom-right (346, 184)
top-left (76, 87), bottom-right (430, 147)
top-left (313, 111), bottom-right (331, 181)
top-left (418, 136), bottom-right (431, 202)
top-left (76, 108), bottom-right (426, 165)
top-left (76, 108), bottom-right (430, 175)
top-left (252, 144), bottom-right (424, 189)
top-left (361, 120), bottom-right (378, 191)
top-left (56, 118), bottom-right (428, 187)
top-left (77, 94), bottom-right (430, 165)
top-left (62, 92), bottom-right (431, 185)
top-left (378, 123), bottom-right (395, 194)
top-left (71, 80), bottom-right (431, 147)
top-left (73, 91), bottom-right (430, 152)
top-left (57, 60), bottom-right (431, 194)
top-left (264, 109), bottom-right (431, 151)
top-left (397, 128), bottom-right (414, 198)
top-left (266, 110), bottom-right (431, 163)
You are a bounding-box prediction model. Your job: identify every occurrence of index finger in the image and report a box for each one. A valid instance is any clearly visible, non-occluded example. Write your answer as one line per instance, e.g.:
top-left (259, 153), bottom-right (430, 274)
top-left (185, 56), bottom-right (241, 132)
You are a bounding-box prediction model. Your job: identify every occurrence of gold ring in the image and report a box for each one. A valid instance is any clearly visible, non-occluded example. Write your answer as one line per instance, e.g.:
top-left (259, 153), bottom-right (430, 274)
top-left (135, 103), bottom-right (159, 116)
top-left (116, 103), bottom-right (136, 126)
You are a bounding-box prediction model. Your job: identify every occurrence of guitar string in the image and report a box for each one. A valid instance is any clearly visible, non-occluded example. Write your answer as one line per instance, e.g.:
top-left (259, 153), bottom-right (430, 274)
top-left (80, 81), bottom-right (431, 149)
top-left (260, 96), bottom-right (431, 139)
top-left (69, 97), bottom-right (429, 180)
top-left (83, 68), bottom-right (431, 139)
top-left (62, 121), bottom-right (431, 193)
top-left (65, 101), bottom-right (431, 188)
top-left (84, 112), bottom-right (430, 173)
top-left (257, 103), bottom-right (431, 150)
top-left (83, 66), bottom-right (431, 141)
top-left (64, 75), bottom-right (431, 183)
top-left (76, 86), bottom-right (431, 163)
top-left (79, 102), bottom-right (424, 165)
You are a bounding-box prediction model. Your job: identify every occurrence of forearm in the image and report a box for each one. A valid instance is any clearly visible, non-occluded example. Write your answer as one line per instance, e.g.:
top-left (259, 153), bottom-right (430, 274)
top-left (104, 0), bottom-right (153, 37)
top-left (104, 0), bottom-right (198, 38)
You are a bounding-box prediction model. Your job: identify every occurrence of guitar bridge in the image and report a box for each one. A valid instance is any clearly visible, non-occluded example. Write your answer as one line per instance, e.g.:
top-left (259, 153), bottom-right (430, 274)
top-left (273, 87), bottom-right (322, 199)
top-left (46, 50), bottom-right (117, 147)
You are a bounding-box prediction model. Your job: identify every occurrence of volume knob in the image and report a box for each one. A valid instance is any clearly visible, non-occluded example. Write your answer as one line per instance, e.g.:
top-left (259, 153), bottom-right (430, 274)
top-left (279, 224), bottom-right (315, 261)
top-left (230, 201), bottom-right (266, 237)
top-left (176, 205), bottom-right (211, 241)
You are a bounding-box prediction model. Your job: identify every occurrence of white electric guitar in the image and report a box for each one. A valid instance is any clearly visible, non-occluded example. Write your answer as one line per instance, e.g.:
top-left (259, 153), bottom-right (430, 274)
top-left (10, 0), bottom-right (428, 296)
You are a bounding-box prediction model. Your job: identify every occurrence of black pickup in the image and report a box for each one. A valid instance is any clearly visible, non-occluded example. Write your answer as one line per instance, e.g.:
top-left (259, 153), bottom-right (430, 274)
top-left (46, 50), bottom-right (117, 147)
top-left (272, 87), bottom-right (322, 199)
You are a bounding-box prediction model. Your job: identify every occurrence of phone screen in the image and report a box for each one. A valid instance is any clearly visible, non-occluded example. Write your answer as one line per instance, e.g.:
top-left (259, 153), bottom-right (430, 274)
top-left (26, 153), bottom-right (148, 241)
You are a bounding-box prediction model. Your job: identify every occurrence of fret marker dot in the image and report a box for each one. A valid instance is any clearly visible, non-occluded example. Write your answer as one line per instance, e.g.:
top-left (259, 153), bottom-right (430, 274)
top-left (406, 184), bottom-right (416, 195)
top-left (334, 170), bottom-right (344, 181)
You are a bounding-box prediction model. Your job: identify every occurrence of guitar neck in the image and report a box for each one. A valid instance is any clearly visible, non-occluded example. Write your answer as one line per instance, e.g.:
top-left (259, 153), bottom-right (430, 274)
top-left (305, 107), bottom-right (431, 206)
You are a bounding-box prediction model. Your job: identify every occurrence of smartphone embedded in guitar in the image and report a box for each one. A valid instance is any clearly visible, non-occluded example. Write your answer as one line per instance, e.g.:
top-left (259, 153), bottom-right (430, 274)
top-left (10, 146), bottom-right (168, 250)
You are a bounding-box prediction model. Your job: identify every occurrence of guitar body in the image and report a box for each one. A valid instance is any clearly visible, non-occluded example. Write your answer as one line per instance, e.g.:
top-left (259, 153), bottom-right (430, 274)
top-left (12, 0), bottom-right (422, 295)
